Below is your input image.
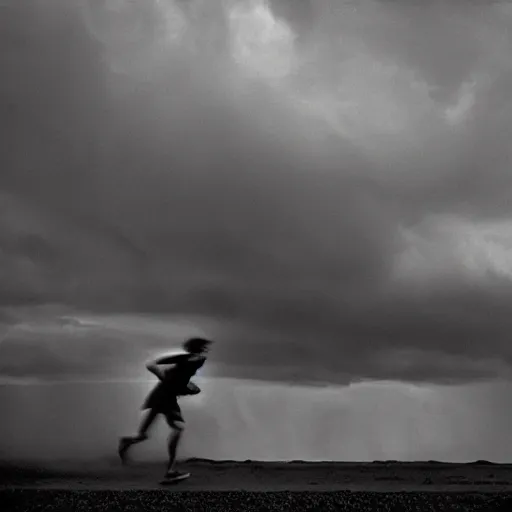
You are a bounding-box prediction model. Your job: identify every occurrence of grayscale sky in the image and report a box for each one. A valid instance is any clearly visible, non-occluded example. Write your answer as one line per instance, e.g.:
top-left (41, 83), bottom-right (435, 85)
top-left (1, 0), bottom-right (512, 462)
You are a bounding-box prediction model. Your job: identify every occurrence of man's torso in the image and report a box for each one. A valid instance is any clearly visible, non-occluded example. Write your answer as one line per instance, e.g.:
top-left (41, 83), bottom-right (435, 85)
top-left (160, 354), bottom-right (206, 394)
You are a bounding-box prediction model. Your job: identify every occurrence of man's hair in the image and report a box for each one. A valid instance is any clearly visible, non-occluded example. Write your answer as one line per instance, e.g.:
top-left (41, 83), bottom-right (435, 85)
top-left (183, 337), bottom-right (212, 353)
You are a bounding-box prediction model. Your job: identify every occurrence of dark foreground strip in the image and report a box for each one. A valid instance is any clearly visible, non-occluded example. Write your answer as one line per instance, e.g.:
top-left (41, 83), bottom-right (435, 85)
top-left (2, 490), bottom-right (512, 512)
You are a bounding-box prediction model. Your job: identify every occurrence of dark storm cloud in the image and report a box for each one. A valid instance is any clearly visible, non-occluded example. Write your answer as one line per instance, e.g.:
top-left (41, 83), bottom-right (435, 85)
top-left (1, 0), bottom-right (512, 385)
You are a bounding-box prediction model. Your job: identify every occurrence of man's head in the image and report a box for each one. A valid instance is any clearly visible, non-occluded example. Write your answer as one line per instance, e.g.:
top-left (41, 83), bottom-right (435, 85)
top-left (183, 337), bottom-right (213, 354)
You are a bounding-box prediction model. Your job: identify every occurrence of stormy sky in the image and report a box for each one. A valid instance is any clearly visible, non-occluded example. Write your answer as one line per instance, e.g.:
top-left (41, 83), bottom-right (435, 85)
top-left (2, 0), bottom-right (512, 462)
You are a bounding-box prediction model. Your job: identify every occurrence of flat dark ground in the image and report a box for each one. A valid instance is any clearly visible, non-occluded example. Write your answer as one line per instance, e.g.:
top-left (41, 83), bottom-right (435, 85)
top-left (2, 459), bottom-right (512, 511)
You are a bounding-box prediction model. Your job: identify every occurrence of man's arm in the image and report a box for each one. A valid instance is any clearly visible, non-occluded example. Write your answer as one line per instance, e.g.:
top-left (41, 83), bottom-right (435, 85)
top-left (145, 353), bottom-right (188, 381)
top-left (153, 353), bottom-right (188, 365)
top-left (145, 362), bottom-right (166, 381)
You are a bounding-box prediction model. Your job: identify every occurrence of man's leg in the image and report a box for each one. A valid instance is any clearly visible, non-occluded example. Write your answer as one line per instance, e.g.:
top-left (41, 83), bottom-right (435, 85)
top-left (136, 408), bottom-right (159, 439)
top-left (118, 408), bottom-right (159, 463)
top-left (166, 419), bottom-right (185, 475)
top-left (161, 412), bottom-right (190, 481)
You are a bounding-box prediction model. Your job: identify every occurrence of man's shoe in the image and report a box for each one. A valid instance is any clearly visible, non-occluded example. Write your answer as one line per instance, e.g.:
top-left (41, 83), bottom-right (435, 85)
top-left (118, 437), bottom-right (131, 465)
top-left (161, 470), bottom-right (190, 484)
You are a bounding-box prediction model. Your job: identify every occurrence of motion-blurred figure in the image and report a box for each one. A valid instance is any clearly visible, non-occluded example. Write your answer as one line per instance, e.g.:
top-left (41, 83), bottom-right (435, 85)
top-left (118, 337), bottom-right (213, 483)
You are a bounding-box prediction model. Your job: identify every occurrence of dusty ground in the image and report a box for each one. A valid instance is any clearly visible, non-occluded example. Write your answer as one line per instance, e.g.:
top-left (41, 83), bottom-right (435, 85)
top-left (2, 459), bottom-right (512, 510)
top-left (3, 458), bottom-right (512, 492)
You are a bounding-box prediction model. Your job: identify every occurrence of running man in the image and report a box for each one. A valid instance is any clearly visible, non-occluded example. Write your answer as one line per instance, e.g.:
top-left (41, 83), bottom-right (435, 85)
top-left (118, 337), bottom-right (213, 482)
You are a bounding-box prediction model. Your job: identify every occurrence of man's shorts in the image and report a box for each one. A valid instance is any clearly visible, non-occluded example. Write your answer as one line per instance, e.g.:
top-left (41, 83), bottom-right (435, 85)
top-left (142, 387), bottom-right (184, 424)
